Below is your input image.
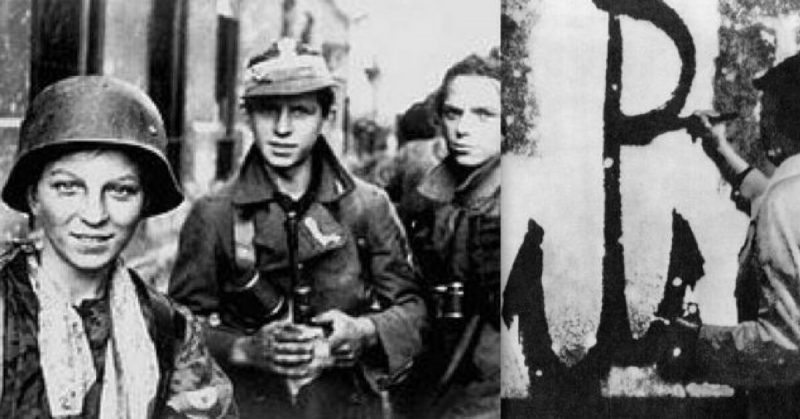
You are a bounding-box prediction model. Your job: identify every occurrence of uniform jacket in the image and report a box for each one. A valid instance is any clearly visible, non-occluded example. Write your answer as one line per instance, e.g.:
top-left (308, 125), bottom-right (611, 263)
top-left (0, 248), bottom-right (235, 419)
top-left (696, 154), bottom-right (800, 415)
top-left (398, 155), bottom-right (501, 419)
top-left (169, 140), bottom-right (426, 417)
top-left (409, 155), bottom-right (501, 315)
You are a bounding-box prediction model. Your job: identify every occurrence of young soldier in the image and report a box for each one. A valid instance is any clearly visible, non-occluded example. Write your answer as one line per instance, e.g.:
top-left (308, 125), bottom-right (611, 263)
top-left (397, 50), bottom-right (501, 419)
top-left (0, 76), bottom-right (235, 419)
top-left (169, 38), bottom-right (426, 418)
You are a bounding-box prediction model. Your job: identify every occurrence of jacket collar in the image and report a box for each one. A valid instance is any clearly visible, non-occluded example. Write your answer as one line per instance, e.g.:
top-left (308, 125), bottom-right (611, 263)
top-left (417, 154), bottom-right (500, 207)
top-left (231, 137), bottom-right (356, 206)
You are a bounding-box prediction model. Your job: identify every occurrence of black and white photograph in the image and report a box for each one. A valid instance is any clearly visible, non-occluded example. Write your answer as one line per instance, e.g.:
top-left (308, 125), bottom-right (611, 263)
top-left (501, 0), bottom-right (800, 417)
top-left (9, 0), bottom-right (800, 417)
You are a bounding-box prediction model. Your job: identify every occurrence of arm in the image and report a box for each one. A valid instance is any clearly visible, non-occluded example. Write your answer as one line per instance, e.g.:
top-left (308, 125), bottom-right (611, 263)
top-left (695, 183), bottom-right (800, 386)
top-left (692, 111), bottom-right (769, 205)
top-left (360, 189), bottom-right (428, 384)
top-left (168, 198), bottom-right (248, 366)
top-left (314, 188), bottom-right (427, 386)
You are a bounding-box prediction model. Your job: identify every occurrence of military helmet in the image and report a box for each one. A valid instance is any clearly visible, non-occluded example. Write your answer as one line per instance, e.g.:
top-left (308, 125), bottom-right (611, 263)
top-left (2, 75), bottom-right (183, 216)
top-left (243, 37), bottom-right (337, 98)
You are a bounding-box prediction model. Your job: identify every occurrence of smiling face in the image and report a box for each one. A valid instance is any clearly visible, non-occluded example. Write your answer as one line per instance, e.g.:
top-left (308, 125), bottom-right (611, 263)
top-left (440, 75), bottom-right (502, 167)
top-left (28, 150), bottom-right (144, 276)
top-left (248, 92), bottom-right (328, 172)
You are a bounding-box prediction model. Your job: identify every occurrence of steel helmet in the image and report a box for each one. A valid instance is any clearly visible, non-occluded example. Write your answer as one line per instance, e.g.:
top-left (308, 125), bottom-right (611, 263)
top-left (2, 75), bottom-right (183, 216)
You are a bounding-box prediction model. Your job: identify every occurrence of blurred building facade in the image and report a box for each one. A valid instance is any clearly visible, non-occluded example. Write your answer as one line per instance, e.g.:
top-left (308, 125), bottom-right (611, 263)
top-left (0, 0), bottom-right (359, 284)
top-left (0, 0), bottom-right (500, 286)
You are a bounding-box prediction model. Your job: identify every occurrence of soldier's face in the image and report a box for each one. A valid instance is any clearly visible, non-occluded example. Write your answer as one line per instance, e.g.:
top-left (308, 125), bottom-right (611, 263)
top-left (249, 93), bottom-right (327, 171)
top-left (28, 150), bottom-right (144, 276)
top-left (441, 75), bottom-right (502, 167)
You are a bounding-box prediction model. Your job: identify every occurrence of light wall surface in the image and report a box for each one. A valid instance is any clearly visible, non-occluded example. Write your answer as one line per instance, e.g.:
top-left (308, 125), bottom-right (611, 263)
top-left (500, 0), bottom-right (799, 397)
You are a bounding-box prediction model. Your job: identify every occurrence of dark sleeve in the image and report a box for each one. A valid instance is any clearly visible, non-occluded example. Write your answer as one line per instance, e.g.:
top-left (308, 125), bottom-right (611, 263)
top-left (169, 197), bottom-right (227, 315)
top-left (362, 188), bottom-right (429, 384)
top-left (168, 198), bottom-right (245, 361)
top-left (696, 185), bottom-right (800, 386)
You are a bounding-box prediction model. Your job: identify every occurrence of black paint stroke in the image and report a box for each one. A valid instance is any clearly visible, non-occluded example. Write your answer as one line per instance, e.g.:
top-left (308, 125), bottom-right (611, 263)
top-left (594, 0), bottom-right (697, 145)
top-left (593, 0), bottom-right (697, 372)
top-left (656, 210), bottom-right (705, 320)
top-left (502, 220), bottom-right (557, 392)
top-left (503, 1), bottom-right (701, 414)
top-left (502, 219), bottom-right (601, 416)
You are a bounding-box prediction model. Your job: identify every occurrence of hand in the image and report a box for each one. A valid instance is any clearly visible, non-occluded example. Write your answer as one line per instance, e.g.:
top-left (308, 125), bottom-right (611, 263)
top-left (312, 310), bottom-right (377, 367)
top-left (688, 110), bottom-right (730, 159)
top-left (247, 322), bottom-right (320, 377)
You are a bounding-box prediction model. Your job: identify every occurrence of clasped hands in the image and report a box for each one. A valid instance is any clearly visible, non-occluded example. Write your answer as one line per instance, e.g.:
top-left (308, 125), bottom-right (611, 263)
top-left (236, 309), bottom-right (377, 377)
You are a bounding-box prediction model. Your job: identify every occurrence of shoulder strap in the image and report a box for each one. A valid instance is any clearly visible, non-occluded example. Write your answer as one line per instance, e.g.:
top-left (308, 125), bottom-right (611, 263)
top-left (332, 190), bottom-right (393, 315)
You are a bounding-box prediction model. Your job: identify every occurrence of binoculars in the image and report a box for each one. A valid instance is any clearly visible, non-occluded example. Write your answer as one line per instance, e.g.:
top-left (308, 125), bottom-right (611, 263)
top-left (432, 281), bottom-right (465, 320)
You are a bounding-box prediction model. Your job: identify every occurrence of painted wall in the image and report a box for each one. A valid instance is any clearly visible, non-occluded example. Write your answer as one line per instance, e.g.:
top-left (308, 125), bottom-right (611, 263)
top-left (502, 0), bottom-right (800, 398)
